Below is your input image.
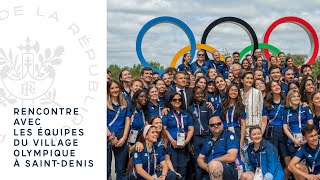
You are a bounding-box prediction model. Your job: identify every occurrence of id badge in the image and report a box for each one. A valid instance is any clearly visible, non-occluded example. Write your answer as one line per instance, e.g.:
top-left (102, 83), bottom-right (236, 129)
top-left (237, 165), bottom-right (243, 180)
top-left (228, 126), bottom-right (235, 133)
top-left (253, 167), bottom-right (263, 180)
top-left (152, 174), bottom-right (158, 179)
top-left (177, 133), bottom-right (185, 146)
top-left (294, 133), bottom-right (303, 147)
top-left (128, 130), bottom-right (138, 143)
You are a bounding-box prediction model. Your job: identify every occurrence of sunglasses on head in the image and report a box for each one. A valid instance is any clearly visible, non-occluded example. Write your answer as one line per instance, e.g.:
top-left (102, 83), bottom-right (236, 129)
top-left (172, 98), bottom-right (182, 102)
top-left (209, 122), bottom-right (222, 127)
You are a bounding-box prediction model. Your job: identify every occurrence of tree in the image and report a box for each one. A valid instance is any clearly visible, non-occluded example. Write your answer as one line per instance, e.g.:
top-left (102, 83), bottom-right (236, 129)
top-left (107, 61), bottom-right (165, 80)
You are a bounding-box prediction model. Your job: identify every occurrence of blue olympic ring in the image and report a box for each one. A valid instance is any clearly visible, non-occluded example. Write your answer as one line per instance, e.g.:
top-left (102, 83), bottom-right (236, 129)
top-left (136, 16), bottom-right (196, 75)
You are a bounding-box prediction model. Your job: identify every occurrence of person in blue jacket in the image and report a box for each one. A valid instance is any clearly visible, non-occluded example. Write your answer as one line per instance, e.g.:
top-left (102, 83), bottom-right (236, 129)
top-left (300, 78), bottom-right (316, 105)
top-left (283, 89), bottom-right (314, 157)
top-left (107, 80), bottom-right (130, 180)
top-left (206, 78), bottom-right (216, 107)
top-left (197, 116), bottom-right (240, 180)
top-left (288, 124), bottom-right (320, 180)
top-left (211, 75), bottom-right (227, 111)
top-left (162, 93), bottom-right (194, 179)
top-left (129, 125), bottom-right (176, 180)
top-left (119, 69), bottom-right (132, 102)
top-left (191, 50), bottom-right (209, 75)
top-left (263, 80), bottom-right (291, 179)
top-left (284, 57), bottom-right (299, 78)
top-left (128, 89), bottom-right (148, 145)
top-left (146, 85), bottom-right (166, 121)
top-left (177, 53), bottom-right (192, 74)
top-left (206, 50), bottom-right (227, 75)
top-left (253, 56), bottom-right (268, 80)
top-left (187, 86), bottom-right (214, 180)
top-left (241, 125), bottom-right (284, 180)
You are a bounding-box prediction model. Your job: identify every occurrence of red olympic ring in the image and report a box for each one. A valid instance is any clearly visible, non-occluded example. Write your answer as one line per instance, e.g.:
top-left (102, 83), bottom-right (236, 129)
top-left (263, 16), bottom-right (319, 67)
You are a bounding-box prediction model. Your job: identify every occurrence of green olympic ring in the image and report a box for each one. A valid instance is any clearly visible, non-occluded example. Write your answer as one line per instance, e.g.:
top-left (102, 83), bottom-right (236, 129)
top-left (239, 43), bottom-right (282, 63)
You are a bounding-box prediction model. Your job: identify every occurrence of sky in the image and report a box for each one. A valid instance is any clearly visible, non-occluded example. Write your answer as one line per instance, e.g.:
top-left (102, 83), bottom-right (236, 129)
top-left (107, 0), bottom-right (320, 68)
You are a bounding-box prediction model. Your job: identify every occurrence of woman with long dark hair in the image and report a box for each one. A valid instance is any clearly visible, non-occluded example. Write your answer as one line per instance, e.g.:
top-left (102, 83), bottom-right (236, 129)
top-left (107, 80), bottom-right (130, 179)
top-left (220, 85), bottom-right (246, 143)
top-left (309, 90), bottom-right (320, 134)
top-left (241, 71), bottom-right (267, 144)
top-left (162, 93), bottom-right (194, 179)
top-left (195, 76), bottom-right (207, 91)
top-left (211, 75), bottom-right (227, 110)
top-left (206, 68), bottom-right (218, 80)
top-left (177, 53), bottom-right (192, 73)
top-left (299, 78), bottom-right (316, 104)
top-left (285, 57), bottom-right (299, 78)
top-left (241, 59), bottom-right (251, 71)
top-left (254, 79), bottom-right (266, 99)
top-left (263, 80), bottom-right (291, 179)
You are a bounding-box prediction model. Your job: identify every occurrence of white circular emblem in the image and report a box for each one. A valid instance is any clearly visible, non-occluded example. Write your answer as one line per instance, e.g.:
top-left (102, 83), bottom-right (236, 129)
top-left (230, 135), bottom-right (234, 140)
top-left (134, 153), bottom-right (138, 158)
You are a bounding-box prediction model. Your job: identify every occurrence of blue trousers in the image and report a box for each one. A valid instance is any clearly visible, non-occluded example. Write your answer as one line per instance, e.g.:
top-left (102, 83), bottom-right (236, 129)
top-left (168, 146), bottom-right (190, 180)
top-left (128, 169), bottom-right (176, 180)
top-left (107, 130), bottom-right (129, 180)
top-left (192, 135), bottom-right (209, 180)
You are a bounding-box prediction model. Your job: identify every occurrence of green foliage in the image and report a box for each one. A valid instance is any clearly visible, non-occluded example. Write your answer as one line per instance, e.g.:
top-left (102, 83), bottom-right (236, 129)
top-left (290, 55), bottom-right (320, 77)
top-left (107, 61), bottom-right (165, 80)
top-left (107, 55), bottom-right (320, 81)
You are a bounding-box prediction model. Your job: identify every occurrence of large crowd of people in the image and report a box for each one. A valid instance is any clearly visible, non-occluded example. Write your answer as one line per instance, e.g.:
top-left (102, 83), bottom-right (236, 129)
top-left (107, 49), bottom-right (320, 180)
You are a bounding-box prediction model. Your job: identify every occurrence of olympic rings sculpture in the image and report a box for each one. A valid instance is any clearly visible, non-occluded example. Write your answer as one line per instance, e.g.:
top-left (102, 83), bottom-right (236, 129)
top-left (136, 16), bottom-right (319, 74)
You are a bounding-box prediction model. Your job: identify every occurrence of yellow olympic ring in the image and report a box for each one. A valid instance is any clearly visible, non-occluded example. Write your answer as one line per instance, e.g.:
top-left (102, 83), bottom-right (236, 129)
top-left (170, 44), bottom-right (225, 68)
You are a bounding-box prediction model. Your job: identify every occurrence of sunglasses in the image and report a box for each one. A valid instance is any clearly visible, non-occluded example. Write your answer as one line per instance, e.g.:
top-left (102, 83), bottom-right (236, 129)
top-left (209, 122), bottom-right (222, 127)
top-left (172, 98), bottom-right (182, 102)
top-left (197, 54), bottom-right (205, 56)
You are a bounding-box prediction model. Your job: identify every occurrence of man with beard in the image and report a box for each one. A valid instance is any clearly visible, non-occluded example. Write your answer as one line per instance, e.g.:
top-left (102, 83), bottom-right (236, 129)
top-left (197, 116), bottom-right (239, 180)
top-left (281, 68), bottom-right (295, 95)
top-left (161, 73), bottom-right (172, 91)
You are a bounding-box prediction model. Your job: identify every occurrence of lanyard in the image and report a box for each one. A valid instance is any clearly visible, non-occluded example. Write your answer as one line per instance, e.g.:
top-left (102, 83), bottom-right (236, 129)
top-left (287, 106), bottom-right (301, 129)
top-left (226, 105), bottom-right (235, 127)
top-left (108, 107), bottom-right (121, 127)
top-left (157, 138), bottom-right (163, 147)
top-left (173, 112), bottom-right (185, 133)
top-left (194, 104), bottom-right (204, 134)
top-left (311, 140), bottom-right (320, 173)
top-left (147, 146), bottom-right (157, 174)
top-left (131, 108), bottom-right (145, 126)
top-left (253, 150), bottom-right (262, 169)
top-left (269, 103), bottom-right (281, 122)
top-left (158, 105), bottom-right (163, 118)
